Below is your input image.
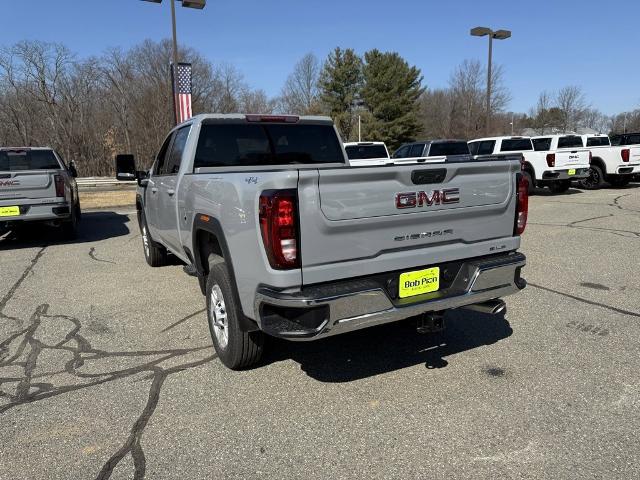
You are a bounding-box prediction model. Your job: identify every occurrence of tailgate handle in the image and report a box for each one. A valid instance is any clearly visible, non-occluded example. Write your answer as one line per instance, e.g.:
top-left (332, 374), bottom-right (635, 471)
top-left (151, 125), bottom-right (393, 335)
top-left (411, 169), bottom-right (447, 185)
top-left (0, 174), bottom-right (10, 179)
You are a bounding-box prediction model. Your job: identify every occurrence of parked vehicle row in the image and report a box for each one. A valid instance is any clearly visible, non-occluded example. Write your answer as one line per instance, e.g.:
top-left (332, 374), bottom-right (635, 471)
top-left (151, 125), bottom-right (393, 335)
top-left (116, 114), bottom-right (528, 370)
top-left (469, 133), bottom-right (640, 192)
top-left (0, 147), bottom-right (81, 238)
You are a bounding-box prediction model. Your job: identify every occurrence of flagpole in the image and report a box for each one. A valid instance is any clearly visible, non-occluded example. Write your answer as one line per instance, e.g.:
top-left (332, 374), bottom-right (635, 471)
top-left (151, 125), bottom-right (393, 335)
top-left (170, 0), bottom-right (180, 125)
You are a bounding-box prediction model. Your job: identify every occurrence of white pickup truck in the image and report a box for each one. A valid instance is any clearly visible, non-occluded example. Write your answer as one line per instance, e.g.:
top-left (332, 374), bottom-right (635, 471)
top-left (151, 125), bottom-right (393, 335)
top-left (344, 142), bottom-right (390, 166)
top-left (530, 135), bottom-right (591, 193)
top-left (578, 134), bottom-right (640, 188)
top-left (468, 136), bottom-right (589, 194)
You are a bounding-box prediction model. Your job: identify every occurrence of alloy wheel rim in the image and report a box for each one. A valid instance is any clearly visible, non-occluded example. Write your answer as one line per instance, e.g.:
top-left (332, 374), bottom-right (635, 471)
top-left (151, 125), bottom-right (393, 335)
top-left (585, 168), bottom-right (599, 187)
top-left (209, 284), bottom-right (229, 349)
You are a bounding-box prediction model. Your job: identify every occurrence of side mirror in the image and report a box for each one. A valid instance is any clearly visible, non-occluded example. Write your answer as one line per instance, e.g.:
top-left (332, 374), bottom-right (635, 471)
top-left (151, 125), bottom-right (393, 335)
top-left (115, 154), bottom-right (137, 181)
top-left (68, 161), bottom-right (78, 178)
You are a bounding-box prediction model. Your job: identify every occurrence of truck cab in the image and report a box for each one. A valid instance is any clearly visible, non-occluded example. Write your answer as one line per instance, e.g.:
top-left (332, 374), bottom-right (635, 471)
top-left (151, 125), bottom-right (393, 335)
top-left (579, 133), bottom-right (640, 188)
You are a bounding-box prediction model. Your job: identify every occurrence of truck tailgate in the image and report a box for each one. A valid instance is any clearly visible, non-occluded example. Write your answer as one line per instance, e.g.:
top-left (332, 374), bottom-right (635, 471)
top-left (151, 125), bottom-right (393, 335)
top-left (0, 171), bottom-right (57, 201)
top-left (554, 149), bottom-right (590, 168)
top-left (298, 160), bottom-right (521, 285)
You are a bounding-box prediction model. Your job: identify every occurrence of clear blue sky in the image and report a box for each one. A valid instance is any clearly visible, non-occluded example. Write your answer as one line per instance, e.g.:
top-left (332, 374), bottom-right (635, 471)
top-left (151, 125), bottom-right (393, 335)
top-left (4, 0), bottom-right (639, 115)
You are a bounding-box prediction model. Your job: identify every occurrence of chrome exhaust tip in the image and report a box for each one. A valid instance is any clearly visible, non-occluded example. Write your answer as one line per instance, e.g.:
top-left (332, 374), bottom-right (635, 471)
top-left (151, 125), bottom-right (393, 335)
top-left (462, 299), bottom-right (507, 315)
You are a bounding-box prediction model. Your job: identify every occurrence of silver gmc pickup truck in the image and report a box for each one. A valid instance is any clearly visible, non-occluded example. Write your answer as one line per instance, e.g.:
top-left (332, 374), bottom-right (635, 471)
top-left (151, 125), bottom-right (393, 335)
top-left (116, 114), bottom-right (528, 370)
top-left (0, 147), bottom-right (81, 238)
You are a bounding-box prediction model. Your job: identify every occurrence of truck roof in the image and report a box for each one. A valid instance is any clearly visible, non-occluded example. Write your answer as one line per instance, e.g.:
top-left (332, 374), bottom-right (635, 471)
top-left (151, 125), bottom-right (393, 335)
top-left (344, 141), bottom-right (386, 147)
top-left (183, 113), bottom-right (334, 126)
top-left (469, 136), bottom-right (531, 142)
top-left (531, 134), bottom-right (582, 139)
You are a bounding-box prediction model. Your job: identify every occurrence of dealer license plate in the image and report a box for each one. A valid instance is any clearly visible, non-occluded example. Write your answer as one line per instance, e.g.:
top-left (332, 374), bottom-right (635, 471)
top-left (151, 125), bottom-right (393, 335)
top-left (568, 169), bottom-right (576, 176)
top-left (0, 206), bottom-right (20, 217)
top-left (399, 267), bottom-right (440, 298)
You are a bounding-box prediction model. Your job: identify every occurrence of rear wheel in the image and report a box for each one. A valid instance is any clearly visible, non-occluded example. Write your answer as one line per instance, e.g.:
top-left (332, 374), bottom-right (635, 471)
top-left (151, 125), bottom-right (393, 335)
top-left (548, 180), bottom-right (571, 194)
top-left (206, 257), bottom-right (264, 370)
top-left (139, 213), bottom-right (167, 267)
top-left (579, 165), bottom-right (604, 190)
top-left (608, 175), bottom-right (630, 188)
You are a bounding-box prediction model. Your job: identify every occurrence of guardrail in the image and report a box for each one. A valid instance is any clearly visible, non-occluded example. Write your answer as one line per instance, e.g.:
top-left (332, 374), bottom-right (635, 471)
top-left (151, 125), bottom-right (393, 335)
top-left (76, 177), bottom-right (136, 189)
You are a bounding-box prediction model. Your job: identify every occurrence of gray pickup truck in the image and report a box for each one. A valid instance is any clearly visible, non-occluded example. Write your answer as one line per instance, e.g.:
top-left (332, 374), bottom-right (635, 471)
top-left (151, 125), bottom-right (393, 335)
top-left (0, 147), bottom-right (81, 238)
top-left (116, 114), bottom-right (528, 370)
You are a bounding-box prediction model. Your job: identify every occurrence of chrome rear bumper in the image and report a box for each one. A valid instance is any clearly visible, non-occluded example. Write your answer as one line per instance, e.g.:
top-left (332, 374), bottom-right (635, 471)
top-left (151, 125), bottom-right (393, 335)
top-left (254, 252), bottom-right (526, 341)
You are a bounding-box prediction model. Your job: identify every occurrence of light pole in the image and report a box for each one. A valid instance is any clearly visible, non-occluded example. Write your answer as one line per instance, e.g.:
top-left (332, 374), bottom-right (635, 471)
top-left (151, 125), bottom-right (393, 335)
top-left (470, 26), bottom-right (511, 135)
top-left (141, 0), bottom-right (206, 123)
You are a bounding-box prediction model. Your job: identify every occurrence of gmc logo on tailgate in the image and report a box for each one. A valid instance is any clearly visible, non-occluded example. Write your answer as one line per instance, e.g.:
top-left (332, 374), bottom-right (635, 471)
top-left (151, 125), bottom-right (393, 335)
top-left (396, 188), bottom-right (460, 209)
top-left (0, 180), bottom-right (20, 187)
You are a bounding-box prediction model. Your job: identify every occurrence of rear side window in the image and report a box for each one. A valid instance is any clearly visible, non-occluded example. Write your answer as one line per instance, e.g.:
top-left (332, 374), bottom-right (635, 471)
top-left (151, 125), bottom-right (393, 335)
top-left (345, 145), bottom-right (388, 160)
top-left (478, 141), bottom-right (496, 155)
top-left (0, 150), bottom-right (61, 171)
top-left (586, 137), bottom-right (610, 147)
top-left (468, 142), bottom-right (479, 155)
top-left (163, 126), bottom-right (191, 175)
top-left (625, 134), bottom-right (640, 145)
top-left (393, 145), bottom-right (411, 158)
top-left (194, 123), bottom-right (344, 168)
top-left (558, 136), bottom-right (583, 148)
top-left (428, 142), bottom-right (470, 156)
top-left (500, 139), bottom-right (533, 152)
top-left (532, 138), bottom-right (552, 151)
top-left (409, 144), bottom-right (425, 157)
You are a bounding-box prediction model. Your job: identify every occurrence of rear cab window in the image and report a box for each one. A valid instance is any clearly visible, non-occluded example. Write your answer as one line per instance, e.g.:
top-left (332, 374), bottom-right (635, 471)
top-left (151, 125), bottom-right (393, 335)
top-left (0, 149), bottom-right (62, 171)
top-left (428, 142), bottom-right (470, 157)
top-left (478, 141), bottom-right (496, 155)
top-left (194, 122), bottom-right (344, 169)
top-left (557, 136), bottom-right (583, 149)
top-left (500, 138), bottom-right (533, 152)
top-left (345, 144), bottom-right (388, 160)
top-left (532, 138), bottom-right (552, 151)
top-left (586, 137), bottom-right (610, 147)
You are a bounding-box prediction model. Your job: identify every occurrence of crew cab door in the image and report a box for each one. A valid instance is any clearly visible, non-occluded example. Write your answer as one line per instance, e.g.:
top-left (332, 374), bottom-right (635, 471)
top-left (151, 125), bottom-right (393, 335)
top-left (146, 133), bottom-right (174, 240)
top-left (155, 125), bottom-right (190, 253)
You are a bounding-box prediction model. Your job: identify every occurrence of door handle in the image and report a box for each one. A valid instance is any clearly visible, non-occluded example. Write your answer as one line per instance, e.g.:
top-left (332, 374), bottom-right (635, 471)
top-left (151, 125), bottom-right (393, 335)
top-left (151, 187), bottom-right (158, 194)
top-left (167, 189), bottom-right (175, 196)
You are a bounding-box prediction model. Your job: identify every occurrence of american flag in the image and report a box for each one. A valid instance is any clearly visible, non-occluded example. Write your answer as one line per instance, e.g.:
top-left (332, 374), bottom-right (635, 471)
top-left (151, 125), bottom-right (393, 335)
top-left (173, 63), bottom-right (193, 123)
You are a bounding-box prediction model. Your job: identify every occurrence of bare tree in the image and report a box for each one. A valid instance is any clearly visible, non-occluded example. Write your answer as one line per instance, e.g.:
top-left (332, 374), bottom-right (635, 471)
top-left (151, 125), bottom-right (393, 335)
top-left (279, 53), bottom-right (321, 115)
top-left (556, 85), bottom-right (586, 133)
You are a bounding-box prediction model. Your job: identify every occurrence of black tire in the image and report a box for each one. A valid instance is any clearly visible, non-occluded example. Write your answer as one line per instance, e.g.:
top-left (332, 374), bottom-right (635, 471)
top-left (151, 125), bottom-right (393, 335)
top-left (139, 212), bottom-right (167, 267)
top-left (548, 180), bottom-right (571, 194)
top-left (61, 203), bottom-right (80, 239)
top-left (608, 175), bottom-right (630, 188)
top-left (206, 256), bottom-right (264, 370)
top-left (579, 165), bottom-right (604, 190)
top-left (523, 171), bottom-right (535, 196)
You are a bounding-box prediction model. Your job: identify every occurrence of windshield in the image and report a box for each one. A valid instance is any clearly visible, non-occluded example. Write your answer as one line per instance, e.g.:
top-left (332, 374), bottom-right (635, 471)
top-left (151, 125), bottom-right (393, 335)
top-left (345, 144), bottom-right (388, 160)
top-left (501, 139), bottom-right (533, 152)
top-left (558, 136), bottom-right (583, 149)
top-left (194, 123), bottom-right (344, 168)
top-left (586, 137), bottom-right (610, 147)
top-left (428, 142), bottom-right (469, 156)
top-left (0, 149), bottom-right (61, 171)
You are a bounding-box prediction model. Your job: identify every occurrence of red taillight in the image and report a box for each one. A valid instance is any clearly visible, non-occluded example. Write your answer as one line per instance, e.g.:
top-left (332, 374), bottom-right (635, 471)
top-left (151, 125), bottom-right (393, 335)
top-left (259, 190), bottom-right (299, 269)
top-left (246, 115), bottom-right (299, 123)
top-left (621, 149), bottom-right (630, 162)
top-left (515, 174), bottom-right (529, 236)
top-left (546, 153), bottom-right (555, 167)
top-left (54, 174), bottom-right (65, 197)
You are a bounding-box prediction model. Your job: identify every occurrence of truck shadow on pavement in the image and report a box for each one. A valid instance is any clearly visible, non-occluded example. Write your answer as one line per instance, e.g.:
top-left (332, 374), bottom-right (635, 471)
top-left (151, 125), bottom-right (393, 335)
top-left (264, 309), bottom-right (513, 382)
top-left (0, 211), bottom-right (131, 250)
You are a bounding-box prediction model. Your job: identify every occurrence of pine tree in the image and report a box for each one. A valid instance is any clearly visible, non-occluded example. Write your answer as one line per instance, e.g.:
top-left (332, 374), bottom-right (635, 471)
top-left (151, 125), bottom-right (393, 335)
top-left (318, 47), bottom-right (363, 141)
top-left (361, 50), bottom-right (424, 149)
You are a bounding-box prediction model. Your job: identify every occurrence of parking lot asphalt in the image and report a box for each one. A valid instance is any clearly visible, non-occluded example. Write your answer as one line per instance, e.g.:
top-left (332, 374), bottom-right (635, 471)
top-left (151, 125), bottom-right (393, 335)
top-left (1, 184), bottom-right (639, 480)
